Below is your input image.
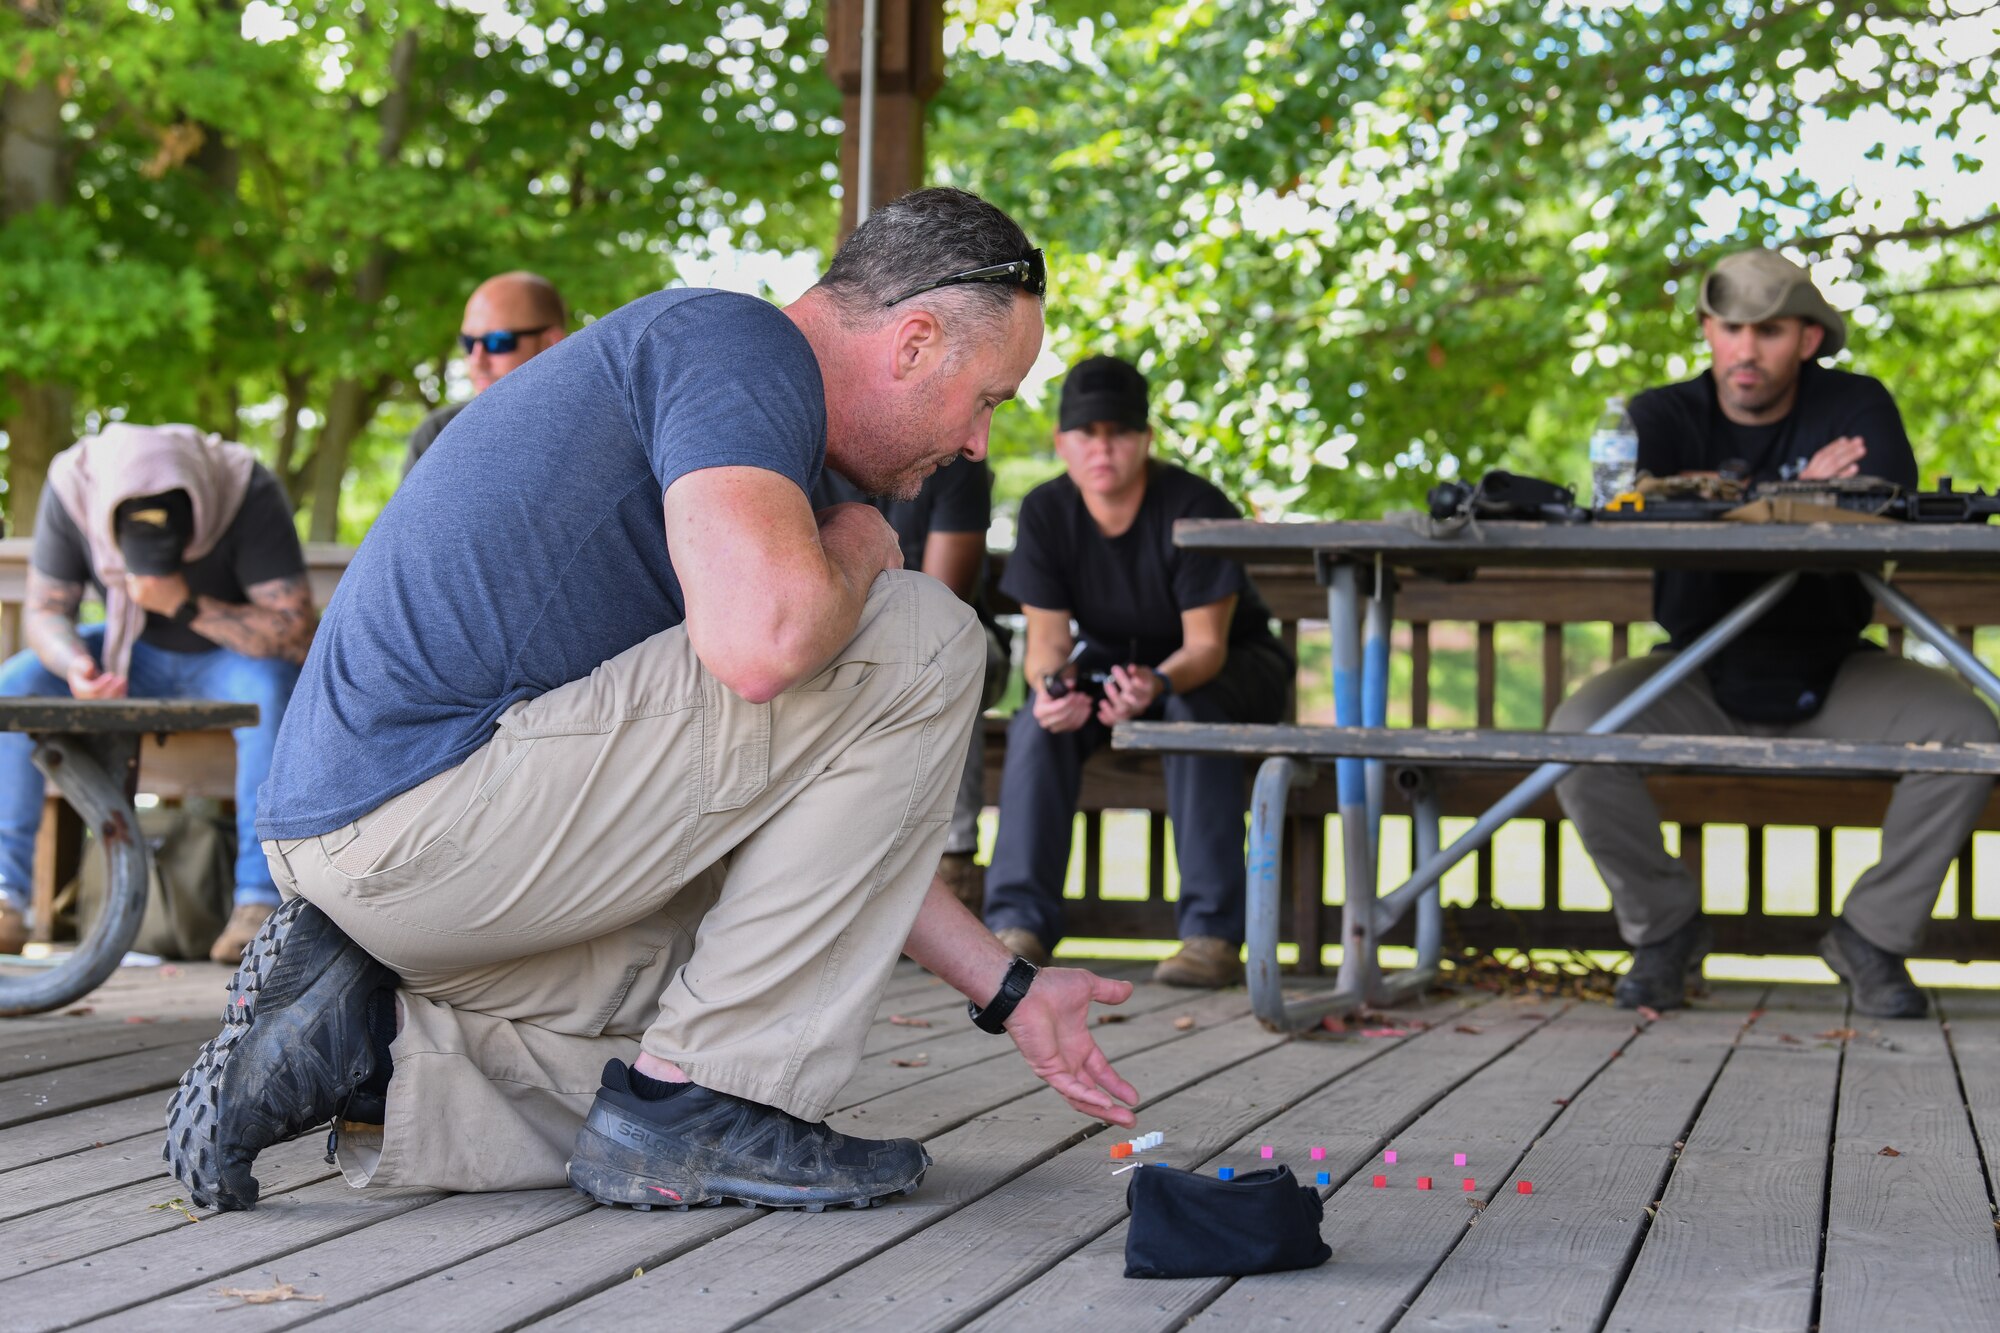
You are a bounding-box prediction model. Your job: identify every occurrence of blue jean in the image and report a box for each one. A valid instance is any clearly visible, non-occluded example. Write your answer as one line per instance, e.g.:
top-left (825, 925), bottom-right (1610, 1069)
top-left (0, 625), bottom-right (299, 914)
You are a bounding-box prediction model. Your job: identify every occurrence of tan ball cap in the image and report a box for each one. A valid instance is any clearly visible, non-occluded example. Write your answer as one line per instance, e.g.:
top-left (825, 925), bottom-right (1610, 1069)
top-left (1697, 248), bottom-right (1846, 359)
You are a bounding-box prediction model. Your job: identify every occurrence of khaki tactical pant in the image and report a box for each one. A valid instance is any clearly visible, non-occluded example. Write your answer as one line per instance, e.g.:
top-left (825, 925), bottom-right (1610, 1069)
top-left (1551, 650), bottom-right (1999, 958)
top-left (265, 572), bottom-right (984, 1192)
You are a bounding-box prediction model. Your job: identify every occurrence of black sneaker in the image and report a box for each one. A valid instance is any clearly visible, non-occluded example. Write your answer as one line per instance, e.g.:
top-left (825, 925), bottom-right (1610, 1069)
top-left (1614, 916), bottom-right (1713, 1011)
top-left (566, 1059), bottom-right (929, 1213)
top-left (163, 897), bottom-right (396, 1210)
top-left (1819, 918), bottom-right (1928, 1019)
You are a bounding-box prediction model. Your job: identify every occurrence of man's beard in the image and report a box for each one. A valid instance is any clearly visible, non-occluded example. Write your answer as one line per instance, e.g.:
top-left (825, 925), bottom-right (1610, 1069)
top-left (840, 380), bottom-right (955, 500)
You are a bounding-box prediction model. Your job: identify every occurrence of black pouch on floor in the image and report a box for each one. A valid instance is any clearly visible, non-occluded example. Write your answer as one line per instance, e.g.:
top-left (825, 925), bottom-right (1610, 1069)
top-left (1124, 1164), bottom-right (1331, 1279)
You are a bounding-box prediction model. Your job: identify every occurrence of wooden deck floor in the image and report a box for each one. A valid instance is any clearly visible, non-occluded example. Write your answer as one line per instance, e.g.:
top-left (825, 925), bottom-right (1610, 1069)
top-left (4, 959), bottom-right (2000, 1331)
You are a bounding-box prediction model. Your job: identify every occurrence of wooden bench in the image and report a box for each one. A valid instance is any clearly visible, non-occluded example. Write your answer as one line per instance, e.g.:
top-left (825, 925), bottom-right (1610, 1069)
top-left (0, 539), bottom-right (352, 939)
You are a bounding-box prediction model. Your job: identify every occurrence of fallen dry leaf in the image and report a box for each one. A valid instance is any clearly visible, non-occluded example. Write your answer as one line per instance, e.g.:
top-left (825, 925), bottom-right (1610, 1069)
top-left (889, 1054), bottom-right (929, 1068)
top-left (213, 1282), bottom-right (323, 1309)
top-left (1637, 1005), bottom-right (1663, 1022)
top-left (1552, 1097), bottom-right (1570, 1107)
top-left (63, 1005), bottom-right (93, 1017)
top-left (633, 1267), bottom-right (644, 1279)
top-left (887, 1014), bottom-right (932, 1028)
top-left (1174, 1016), bottom-right (1197, 1031)
top-left (1878, 1146), bottom-right (1902, 1157)
top-left (1521, 1012), bottom-right (1549, 1021)
top-left (1361, 1027), bottom-right (1410, 1038)
top-left (149, 1198), bottom-right (201, 1224)
top-left (1817, 1028), bottom-right (1859, 1041)
top-left (1454, 1024), bottom-right (1483, 1035)
top-left (1777, 1032), bottom-right (1803, 1045)
top-left (160, 965), bottom-right (182, 978)
top-left (1317, 1015), bottom-right (1346, 1034)
top-left (123, 1015), bottom-right (157, 1025)
top-left (1094, 1013), bottom-right (1129, 1025)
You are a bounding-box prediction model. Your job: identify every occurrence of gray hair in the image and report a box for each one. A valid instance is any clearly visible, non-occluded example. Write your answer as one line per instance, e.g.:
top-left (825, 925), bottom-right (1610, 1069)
top-left (814, 188), bottom-right (1038, 337)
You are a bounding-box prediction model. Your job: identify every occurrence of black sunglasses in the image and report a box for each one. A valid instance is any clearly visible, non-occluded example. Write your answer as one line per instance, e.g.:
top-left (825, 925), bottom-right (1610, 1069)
top-left (458, 326), bottom-right (551, 356)
top-left (883, 249), bottom-right (1047, 308)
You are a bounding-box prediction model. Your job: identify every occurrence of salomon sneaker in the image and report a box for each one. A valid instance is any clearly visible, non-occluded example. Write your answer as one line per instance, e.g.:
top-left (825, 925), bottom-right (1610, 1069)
top-left (566, 1059), bottom-right (929, 1212)
top-left (1614, 916), bottom-right (1713, 1012)
top-left (164, 897), bottom-right (396, 1210)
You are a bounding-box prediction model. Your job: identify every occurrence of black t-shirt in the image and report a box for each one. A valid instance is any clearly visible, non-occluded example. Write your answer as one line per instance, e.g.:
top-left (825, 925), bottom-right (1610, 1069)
top-left (1629, 362), bottom-right (1916, 720)
top-left (809, 454), bottom-right (991, 573)
top-left (403, 401), bottom-right (466, 479)
top-left (32, 464), bottom-right (307, 654)
top-left (1001, 461), bottom-right (1281, 666)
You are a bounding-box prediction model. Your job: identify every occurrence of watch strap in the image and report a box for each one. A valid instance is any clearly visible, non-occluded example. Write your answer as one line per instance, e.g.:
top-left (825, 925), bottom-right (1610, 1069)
top-left (968, 955), bottom-right (1039, 1034)
top-left (170, 598), bottom-right (200, 628)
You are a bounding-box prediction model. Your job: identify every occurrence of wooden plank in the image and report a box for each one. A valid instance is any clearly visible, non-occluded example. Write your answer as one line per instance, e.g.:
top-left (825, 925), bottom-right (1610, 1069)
top-left (0, 1037), bottom-right (203, 1130)
top-left (0, 1015), bottom-right (208, 1083)
top-left (1607, 987), bottom-right (1847, 1333)
top-left (1112, 724), bottom-right (2000, 777)
top-left (743, 997), bottom-right (1554, 1333)
top-left (0, 698), bottom-right (258, 734)
top-left (1819, 1004), bottom-right (2000, 1330)
top-left (0, 1134), bottom-right (336, 1279)
top-left (325, 1002), bottom-right (1304, 1333)
top-left (0, 1090), bottom-right (170, 1174)
top-left (1397, 996), bottom-right (1763, 1330)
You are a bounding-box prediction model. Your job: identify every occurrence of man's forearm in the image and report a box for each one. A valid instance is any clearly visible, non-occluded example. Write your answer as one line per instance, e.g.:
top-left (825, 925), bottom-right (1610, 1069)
top-left (187, 599), bottom-right (315, 666)
top-left (1154, 641), bottom-right (1227, 695)
top-left (25, 574), bottom-right (88, 678)
top-left (903, 879), bottom-right (1013, 1003)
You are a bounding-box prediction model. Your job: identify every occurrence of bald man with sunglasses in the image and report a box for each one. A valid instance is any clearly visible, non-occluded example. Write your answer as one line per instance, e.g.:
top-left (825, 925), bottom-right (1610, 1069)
top-left (402, 272), bottom-right (568, 477)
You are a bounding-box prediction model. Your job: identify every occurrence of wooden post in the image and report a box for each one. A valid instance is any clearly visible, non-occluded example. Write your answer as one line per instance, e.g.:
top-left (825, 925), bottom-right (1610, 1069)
top-left (825, 0), bottom-right (945, 240)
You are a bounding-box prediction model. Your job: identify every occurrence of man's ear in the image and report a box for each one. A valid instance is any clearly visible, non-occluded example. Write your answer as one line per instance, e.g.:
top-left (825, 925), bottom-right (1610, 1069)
top-left (1797, 320), bottom-right (1825, 362)
top-left (889, 309), bottom-right (944, 383)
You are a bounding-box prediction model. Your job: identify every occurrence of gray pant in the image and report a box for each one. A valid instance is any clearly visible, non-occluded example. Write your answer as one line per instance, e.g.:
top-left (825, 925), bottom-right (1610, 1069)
top-left (1550, 650), bottom-right (1999, 957)
top-left (944, 623), bottom-right (1011, 856)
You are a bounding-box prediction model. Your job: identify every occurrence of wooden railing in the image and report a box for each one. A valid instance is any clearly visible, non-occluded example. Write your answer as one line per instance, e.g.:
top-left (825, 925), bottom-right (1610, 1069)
top-left (7, 539), bottom-right (1999, 963)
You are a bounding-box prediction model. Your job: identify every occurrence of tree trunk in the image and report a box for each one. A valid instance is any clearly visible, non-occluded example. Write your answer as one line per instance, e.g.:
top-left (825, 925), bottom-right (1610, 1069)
top-left (2, 50), bottom-right (75, 536)
top-left (307, 28), bottom-right (418, 541)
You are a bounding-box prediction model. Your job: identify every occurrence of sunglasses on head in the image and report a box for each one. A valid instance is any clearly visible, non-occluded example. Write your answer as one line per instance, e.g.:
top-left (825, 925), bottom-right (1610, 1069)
top-left (883, 249), bottom-right (1047, 308)
top-left (458, 326), bottom-right (552, 356)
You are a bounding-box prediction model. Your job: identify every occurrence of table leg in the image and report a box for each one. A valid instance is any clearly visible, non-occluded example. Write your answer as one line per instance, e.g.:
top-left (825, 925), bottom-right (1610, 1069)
top-left (1370, 570), bottom-right (1803, 930)
top-left (1246, 756), bottom-right (1310, 1029)
top-left (1329, 562), bottom-right (1382, 1005)
top-left (1859, 573), bottom-right (2000, 707)
top-left (0, 733), bottom-right (151, 1017)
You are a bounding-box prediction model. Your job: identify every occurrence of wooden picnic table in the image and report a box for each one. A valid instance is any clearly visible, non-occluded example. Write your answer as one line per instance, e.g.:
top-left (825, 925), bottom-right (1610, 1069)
top-left (1125, 517), bottom-right (2000, 1029)
top-left (0, 699), bottom-right (257, 1016)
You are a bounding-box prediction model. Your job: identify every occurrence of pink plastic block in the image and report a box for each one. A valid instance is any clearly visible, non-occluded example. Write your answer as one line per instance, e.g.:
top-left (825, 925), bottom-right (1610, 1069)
top-left (1517, 1181), bottom-right (1533, 1194)
top-left (1310, 1147), bottom-right (1326, 1161)
top-left (1384, 1150), bottom-right (1397, 1165)
top-left (1371, 1174), bottom-right (1386, 1188)
top-left (1453, 1153), bottom-right (1467, 1166)
top-left (1462, 1178), bottom-right (1475, 1192)
top-left (1260, 1145), bottom-right (1274, 1160)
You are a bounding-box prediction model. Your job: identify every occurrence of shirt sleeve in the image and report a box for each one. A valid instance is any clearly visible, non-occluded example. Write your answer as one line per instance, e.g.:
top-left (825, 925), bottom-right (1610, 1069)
top-left (229, 469), bottom-right (309, 588)
top-left (1628, 385), bottom-right (1687, 478)
top-left (1168, 478), bottom-right (1250, 611)
top-left (998, 485), bottom-right (1072, 610)
top-left (1836, 378), bottom-right (1919, 490)
top-left (30, 485), bottom-right (93, 585)
top-left (926, 457), bottom-right (991, 534)
top-left (629, 293), bottom-right (824, 500)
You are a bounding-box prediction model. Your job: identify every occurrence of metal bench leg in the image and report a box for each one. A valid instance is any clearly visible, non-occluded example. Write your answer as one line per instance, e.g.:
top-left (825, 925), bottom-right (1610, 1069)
top-left (1247, 756), bottom-right (1311, 1029)
top-left (0, 734), bottom-right (151, 1017)
top-left (1329, 563), bottom-right (1381, 1007)
top-left (1859, 573), bottom-right (2000, 707)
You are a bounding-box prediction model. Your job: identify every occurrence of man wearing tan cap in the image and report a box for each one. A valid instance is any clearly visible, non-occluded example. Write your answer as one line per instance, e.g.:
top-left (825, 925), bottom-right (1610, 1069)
top-left (1550, 247), bottom-right (1998, 1020)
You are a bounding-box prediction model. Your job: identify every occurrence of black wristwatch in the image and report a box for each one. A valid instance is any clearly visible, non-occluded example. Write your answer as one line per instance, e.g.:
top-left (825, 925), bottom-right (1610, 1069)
top-left (169, 598), bottom-right (200, 629)
top-left (1151, 667), bottom-right (1175, 697)
top-left (968, 955), bottom-right (1039, 1034)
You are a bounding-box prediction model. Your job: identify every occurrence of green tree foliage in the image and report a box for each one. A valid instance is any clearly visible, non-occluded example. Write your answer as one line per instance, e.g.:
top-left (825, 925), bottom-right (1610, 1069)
top-left (0, 0), bottom-right (837, 538)
top-left (931, 0), bottom-right (2000, 516)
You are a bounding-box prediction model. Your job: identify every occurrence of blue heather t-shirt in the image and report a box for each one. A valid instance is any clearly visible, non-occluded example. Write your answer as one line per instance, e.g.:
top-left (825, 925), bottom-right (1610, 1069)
top-left (256, 289), bottom-right (825, 839)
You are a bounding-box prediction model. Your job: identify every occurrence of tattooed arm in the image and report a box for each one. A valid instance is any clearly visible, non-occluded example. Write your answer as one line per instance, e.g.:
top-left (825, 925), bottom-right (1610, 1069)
top-left (25, 567), bottom-right (126, 698)
top-left (126, 572), bottom-right (318, 666)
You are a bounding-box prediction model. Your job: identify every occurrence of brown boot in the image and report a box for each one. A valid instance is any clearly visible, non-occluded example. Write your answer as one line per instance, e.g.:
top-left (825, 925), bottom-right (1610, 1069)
top-left (1153, 936), bottom-right (1244, 989)
top-left (209, 902), bottom-right (276, 965)
top-left (0, 901), bottom-right (26, 956)
top-left (993, 927), bottom-right (1051, 968)
top-left (936, 852), bottom-right (986, 914)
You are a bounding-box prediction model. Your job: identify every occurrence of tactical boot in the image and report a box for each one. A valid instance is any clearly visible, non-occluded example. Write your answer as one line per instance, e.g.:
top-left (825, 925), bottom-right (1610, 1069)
top-left (165, 897), bottom-right (396, 1210)
top-left (566, 1060), bottom-right (929, 1212)
top-left (1819, 917), bottom-right (1928, 1019)
top-left (209, 902), bottom-right (275, 964)
top-left (992, 926), bottom-right (1051, 967)
top-left (936, 852), bottom-right (986, 914)
top-left (1614, 916), bottom-right (1712, 1011)
top-left (1153, 936), bottom-right (1244, 989)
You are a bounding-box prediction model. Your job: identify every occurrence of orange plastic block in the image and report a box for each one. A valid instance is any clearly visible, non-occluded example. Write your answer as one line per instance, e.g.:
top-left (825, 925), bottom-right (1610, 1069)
top-left (1111, 1144), bottom-right (1131, 1159)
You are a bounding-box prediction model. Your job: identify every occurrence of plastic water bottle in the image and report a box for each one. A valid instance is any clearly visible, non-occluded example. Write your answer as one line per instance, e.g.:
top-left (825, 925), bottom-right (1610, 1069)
top-left (1588, 396), bottom-right (1638, 507)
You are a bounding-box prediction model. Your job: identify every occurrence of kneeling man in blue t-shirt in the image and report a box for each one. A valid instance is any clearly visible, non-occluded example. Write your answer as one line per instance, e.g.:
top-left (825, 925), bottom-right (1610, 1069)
top-left (166, 189), bottom-right (1142, 1215)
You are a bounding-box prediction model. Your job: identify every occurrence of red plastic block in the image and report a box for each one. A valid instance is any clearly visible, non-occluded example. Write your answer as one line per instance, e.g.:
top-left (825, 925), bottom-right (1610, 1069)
top-left (1371, 1174), bottom-right (1386, 1188)
top-left (1462, 1178), bottom-right (1475, 1191)
top-left (1416, 1176), bottom-right (1432, 1190)
top-left (1517, 1181), bottom-right (1533, 1194)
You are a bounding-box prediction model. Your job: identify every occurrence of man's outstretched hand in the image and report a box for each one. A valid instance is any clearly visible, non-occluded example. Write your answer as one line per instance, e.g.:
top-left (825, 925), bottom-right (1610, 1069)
top-left (1004, 967), bottom-right (1141, 1127)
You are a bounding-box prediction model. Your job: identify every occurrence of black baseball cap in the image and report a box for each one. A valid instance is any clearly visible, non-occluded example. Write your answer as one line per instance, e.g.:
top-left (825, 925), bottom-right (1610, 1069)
top-left (1058, 355), bottom-right (1149, 433)
top-left (114, 489), bottom-right (193, 576)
